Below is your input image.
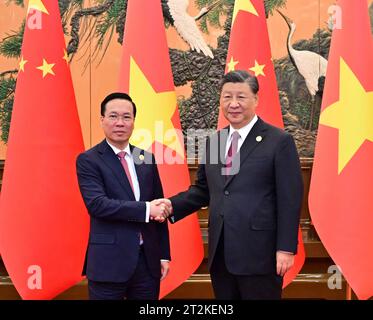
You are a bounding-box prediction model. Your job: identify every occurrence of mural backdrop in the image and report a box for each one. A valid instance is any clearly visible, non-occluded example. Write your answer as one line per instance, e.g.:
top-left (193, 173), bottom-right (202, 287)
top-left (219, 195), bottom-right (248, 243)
top-left (1, 0), bottom-right (372, 159)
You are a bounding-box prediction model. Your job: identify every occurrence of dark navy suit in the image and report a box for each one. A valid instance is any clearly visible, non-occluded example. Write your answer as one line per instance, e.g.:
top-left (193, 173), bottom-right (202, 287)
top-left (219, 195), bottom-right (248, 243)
top-left (170, 118), bottom-right (303, 299)
top-left (76, 140), bottom-right (170, 299)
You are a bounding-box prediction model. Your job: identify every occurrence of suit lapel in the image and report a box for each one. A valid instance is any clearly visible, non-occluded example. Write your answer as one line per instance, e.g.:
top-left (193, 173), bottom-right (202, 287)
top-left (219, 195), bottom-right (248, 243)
top-left (224, 118), bottom-right (268, 187)
top-left (98, 140), bottom-right (135, 200)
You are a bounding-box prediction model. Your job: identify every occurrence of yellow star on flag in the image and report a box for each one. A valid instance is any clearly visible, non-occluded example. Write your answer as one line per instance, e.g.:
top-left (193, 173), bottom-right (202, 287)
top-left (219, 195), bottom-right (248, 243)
top-left (36, 59), bottom-right (55, 78)
top-left (63, 50), bottom-right (69, 64)
top-left (128, 56), bottom-right (184, 157)
top-left (249, 60), bottom-right (266, 77)
top-left (27, 0), bottom-right (49, 14)
top-left (320, 57), bottom-right (373, 174)
top-left (227, 57), bottom-right (239, 72)
top-left (19, 56), bottom-right (28, 72)
top-left (232, 0), bottom-right (258, 26)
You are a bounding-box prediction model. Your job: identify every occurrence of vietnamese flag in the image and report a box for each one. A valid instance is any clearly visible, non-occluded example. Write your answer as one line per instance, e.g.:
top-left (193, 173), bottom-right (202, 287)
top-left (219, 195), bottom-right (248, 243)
top-left (0, 0), bottom-right (89, 299)
top-left (309, 0), bottom-right (373, 300)
top-left (217, 0), bottom-right (305, 287)
top-left (118, 0), bottom-right (204, 298)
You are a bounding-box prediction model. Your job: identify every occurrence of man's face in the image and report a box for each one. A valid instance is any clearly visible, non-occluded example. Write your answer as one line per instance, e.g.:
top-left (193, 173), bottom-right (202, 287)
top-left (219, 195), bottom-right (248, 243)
top-left (100, 98), bottom-right (135, 149)
top-left (220, 82), bottom-right (258, 129)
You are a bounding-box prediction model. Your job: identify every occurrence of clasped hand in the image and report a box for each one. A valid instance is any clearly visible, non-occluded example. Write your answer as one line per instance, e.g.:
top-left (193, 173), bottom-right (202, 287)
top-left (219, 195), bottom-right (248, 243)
top-left (149, 199), bottom-right (173, 222)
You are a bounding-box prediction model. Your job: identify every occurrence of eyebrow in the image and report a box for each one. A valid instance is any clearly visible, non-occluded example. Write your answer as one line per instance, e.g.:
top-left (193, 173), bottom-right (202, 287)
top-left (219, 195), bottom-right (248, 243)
top-left (108, 111), bottom-right (132, 115)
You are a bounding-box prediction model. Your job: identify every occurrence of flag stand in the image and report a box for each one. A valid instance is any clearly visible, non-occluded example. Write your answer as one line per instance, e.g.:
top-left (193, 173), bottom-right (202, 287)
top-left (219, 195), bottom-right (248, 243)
top-left (345, 282), bottom-right (352, 300)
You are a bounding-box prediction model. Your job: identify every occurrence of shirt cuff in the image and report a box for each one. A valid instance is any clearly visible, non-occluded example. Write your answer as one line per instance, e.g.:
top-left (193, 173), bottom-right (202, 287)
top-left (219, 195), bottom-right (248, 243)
top-left (161, 259), bottom-right (170, 262)
top-left (145, 202), bottom-right (150, 223)
top-left (277, 250), bottom-right (294, 255)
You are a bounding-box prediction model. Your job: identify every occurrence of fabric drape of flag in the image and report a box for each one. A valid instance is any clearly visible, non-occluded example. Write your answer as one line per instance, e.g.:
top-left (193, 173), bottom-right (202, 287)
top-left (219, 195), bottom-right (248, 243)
top-left (309, 0), bottom-right (373, 300)
top-left (217, 0), bottom-right (305, 287)
top-left (118, 0), bottom-right (204, 298)
top-left (0, 0), bottom-right (89, 299)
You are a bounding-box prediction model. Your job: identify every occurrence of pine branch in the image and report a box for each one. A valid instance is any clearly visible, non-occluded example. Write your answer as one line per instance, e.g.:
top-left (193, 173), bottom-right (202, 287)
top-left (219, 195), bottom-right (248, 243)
top-left (0, 70), bottom-right (18, 77)
top-left (6, 0), bottom-right (24, 7)
top-left (0, 77), bottom-right (16, 144)
top-left (264, 0), bottom-right (287, 17)
top-left (66, 0), bottom-right (115, 57)
top-left (0, 22), bottom-right (25, 58)
top-left (195, 0), bottom-right (233, 33)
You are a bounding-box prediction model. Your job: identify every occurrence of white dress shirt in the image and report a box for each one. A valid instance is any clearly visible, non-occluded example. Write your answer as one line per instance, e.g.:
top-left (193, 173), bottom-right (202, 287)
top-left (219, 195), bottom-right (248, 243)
top-left (225, 115), bottom-right (258, 157)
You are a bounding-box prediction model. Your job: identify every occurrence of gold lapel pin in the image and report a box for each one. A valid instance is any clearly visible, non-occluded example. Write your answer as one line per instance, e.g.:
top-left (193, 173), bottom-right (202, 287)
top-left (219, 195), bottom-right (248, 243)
top-left (139, 154), bottom-right (145, 161)
top-left (256, 136), bottom-right (263, 142)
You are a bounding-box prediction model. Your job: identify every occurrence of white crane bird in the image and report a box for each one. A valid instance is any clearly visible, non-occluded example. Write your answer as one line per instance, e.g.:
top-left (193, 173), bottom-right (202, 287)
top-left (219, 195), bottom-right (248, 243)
top-left (167, 0), bottom-right (223, 59)
top-left (277, 10), bottom-right (328, 130)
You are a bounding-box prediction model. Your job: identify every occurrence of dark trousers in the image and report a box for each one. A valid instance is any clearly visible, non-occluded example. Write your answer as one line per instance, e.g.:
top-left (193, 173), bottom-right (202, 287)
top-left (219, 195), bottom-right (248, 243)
top-left (210, 233), bottom-right (283, 300)
top-left (88, 246), bottom-right (160, 300)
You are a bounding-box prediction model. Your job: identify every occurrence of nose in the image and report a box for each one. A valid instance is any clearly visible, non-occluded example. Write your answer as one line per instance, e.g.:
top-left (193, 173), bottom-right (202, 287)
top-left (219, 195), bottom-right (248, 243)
top-left (115, 118), bottom-right (126, 125)
top-left (229, 97), bottom-right (240, 108)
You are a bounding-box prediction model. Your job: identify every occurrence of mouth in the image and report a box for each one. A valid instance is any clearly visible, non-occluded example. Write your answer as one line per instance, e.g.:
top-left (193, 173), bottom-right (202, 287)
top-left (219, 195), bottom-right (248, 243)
top-left (228, 112), bottom-right (242, 117)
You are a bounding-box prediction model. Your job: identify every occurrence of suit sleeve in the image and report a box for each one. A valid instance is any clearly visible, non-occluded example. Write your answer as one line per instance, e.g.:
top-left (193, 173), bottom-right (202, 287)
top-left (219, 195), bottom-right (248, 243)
top-left (152, 156), bottom-right (171, 261)
top-left (169, 139), bottom-right (210, 223)
top-left (275, 133), bottom-right (304, 253)
top-left (76, 153), bottom-right (147, 223)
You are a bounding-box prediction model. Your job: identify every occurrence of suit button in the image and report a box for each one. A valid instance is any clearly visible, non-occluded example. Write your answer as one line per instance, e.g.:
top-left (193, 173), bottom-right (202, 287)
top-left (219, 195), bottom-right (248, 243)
top-left (224, 190), bottom-right (229, 195)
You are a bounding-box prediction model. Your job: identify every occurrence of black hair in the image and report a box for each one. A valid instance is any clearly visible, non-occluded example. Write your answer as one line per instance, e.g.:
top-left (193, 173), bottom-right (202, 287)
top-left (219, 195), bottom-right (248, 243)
top-left (100, 92), bottom-right (137, 118)
top-left (220, 70), bottom-right (259, 94)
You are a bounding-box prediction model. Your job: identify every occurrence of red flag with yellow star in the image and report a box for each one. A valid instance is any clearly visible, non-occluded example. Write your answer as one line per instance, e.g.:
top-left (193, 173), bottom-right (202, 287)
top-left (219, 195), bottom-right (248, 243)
top-left (0, 0), bottom-right (89, 299)
top-left (309, 0), bottom-right (373, 300)
top-left (118, 0), bottom-right (204, 298)
top-left (217, 0), bottom-right (305, 287)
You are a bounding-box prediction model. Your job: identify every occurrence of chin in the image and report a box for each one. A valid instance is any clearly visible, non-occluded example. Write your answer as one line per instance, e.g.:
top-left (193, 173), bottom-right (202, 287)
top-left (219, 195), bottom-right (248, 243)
top-left (229, 118), bottom-right (242, 125)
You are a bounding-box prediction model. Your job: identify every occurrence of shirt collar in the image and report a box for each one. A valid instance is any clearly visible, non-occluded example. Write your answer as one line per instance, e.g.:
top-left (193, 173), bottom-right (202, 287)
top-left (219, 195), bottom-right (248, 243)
top-left (106, 140), bottom-right (132, 157)
top-left (228, 115), bottom-right (258, 142)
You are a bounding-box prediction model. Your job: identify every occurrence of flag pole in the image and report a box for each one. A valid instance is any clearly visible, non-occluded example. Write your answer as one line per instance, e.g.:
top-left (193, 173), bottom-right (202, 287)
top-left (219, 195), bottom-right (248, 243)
top-left (345, 282), bottom-right (352, 300)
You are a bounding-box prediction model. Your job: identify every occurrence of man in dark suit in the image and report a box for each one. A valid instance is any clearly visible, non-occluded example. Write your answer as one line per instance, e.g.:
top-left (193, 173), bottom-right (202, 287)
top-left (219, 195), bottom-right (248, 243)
top-left (76, 92), bottom-right (171, 300)
top-left (157, 70), bottom-right (303, 299)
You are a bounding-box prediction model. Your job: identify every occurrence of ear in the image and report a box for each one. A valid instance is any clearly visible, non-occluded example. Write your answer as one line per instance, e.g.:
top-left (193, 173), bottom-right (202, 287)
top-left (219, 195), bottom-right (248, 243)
top-left (100, 116), bottom-right (104, 127)
top-left (254, 94), bottom-right (259, 107)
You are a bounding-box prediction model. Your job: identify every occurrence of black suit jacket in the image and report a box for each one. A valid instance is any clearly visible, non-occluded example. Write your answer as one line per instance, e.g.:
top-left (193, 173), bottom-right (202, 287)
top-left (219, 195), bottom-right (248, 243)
top-left (76, 140), bottom-right (170, 282)
top-left (170, 118), bottom-right (303, 275)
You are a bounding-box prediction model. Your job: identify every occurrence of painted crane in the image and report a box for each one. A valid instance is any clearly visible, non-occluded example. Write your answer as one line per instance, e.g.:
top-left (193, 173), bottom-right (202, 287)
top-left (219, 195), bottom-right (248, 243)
top-left (167, 0), bottom-right (223, 59)
top-left (277, 10), bottom-right (328, 130)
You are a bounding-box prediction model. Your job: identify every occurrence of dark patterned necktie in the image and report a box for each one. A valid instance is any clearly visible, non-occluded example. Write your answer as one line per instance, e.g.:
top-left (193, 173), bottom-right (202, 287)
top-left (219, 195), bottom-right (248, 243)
top-left (225, 131), bottom-right (240, 176)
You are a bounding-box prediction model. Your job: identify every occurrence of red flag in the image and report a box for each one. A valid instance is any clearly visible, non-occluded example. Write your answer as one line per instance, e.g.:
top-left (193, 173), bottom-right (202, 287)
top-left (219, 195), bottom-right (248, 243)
top-left (309, 0), bottom-right (373, 300)
top-left (118, 0), bottom-right (204, 298)
top-left (0, 0), bottom-right (89, 299)
top-left (217, 0), bottom-right (305, 287)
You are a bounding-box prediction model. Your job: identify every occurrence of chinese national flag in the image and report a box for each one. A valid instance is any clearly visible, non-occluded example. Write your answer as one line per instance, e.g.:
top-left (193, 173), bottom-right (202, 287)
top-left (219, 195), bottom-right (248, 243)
top-left (0, 0), bottom-right (89, 299)
top-left (309, 0), bottom-right (373, 300)
top-left (118, 0), bottom-right (204, 298)
top-left (217, 0), bottom-right (305, 287)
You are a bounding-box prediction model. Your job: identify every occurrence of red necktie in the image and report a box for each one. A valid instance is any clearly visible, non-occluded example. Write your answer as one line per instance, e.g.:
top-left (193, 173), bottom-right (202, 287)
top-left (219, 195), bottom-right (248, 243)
top-left (225, 131), bottom-right (240, 176)
top-left (117, 151), bottom-right (134, 191)
top-left (118, 151), bottom-right (143, 244)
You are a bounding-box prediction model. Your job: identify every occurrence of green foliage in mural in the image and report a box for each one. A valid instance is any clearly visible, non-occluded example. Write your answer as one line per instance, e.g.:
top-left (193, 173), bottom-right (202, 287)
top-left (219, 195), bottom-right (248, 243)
top-left (264, 0), bottom-right (286, 16)
top-left (7, 0), bottom-right (24, 7)
top-left (195, 0), bottom-right (233, 33)
top-left (0, 77), bottom-right (16, 143)
top-left (0, 22), bottom-right (24, 59)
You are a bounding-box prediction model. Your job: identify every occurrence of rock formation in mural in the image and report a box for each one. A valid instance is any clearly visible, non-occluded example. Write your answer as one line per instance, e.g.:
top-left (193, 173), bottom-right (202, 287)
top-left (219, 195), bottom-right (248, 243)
top-left (1, 0), bottom-right (372, 157)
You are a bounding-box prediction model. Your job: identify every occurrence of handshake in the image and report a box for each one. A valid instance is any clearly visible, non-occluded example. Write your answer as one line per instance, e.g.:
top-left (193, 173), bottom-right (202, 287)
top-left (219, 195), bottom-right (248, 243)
top-left (149, 199), bottom-right (173, 222)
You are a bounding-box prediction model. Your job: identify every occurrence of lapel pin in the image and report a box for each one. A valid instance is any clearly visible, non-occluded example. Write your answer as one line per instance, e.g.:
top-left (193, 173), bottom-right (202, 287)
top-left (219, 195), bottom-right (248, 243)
top-left (139, 154), bottom-right (144, 161)
top-left (256, 136), bottom-right (262, 142)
